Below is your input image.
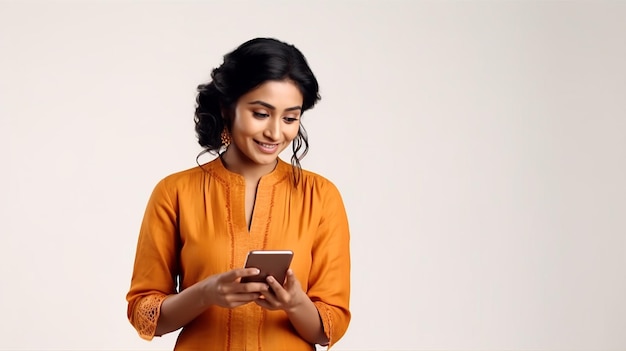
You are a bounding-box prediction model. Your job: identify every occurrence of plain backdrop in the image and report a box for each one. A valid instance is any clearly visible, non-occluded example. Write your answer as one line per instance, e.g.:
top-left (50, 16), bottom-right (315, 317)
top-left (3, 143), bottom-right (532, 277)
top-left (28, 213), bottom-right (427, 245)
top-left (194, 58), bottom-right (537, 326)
top-left (1, 1), bottom-right (625, 350)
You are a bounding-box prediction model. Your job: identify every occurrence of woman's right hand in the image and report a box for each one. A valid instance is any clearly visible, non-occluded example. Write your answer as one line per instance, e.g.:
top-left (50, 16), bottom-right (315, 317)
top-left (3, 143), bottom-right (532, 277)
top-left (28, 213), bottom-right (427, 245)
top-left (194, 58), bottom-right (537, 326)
top-left (200, 268), bottom-right (269, 309)
top-left (154, 267), bottom-right (267, 336)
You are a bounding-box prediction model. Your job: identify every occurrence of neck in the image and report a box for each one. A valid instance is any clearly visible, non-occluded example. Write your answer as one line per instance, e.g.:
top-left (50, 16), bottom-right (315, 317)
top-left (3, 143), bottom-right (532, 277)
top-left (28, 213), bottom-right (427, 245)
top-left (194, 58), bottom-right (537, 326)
top-left (220, 147), bottom-right (278, 182)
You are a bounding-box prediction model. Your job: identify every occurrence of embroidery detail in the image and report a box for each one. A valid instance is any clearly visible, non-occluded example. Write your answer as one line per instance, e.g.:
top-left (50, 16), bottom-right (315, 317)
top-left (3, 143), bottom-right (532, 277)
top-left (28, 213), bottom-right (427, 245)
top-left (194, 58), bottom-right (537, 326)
top-left (134, 294), bottom-right (167, 340)
top-left (324, 305), bottom-right (334, 347)
top-left (314, 302), bottom-right (334, 347)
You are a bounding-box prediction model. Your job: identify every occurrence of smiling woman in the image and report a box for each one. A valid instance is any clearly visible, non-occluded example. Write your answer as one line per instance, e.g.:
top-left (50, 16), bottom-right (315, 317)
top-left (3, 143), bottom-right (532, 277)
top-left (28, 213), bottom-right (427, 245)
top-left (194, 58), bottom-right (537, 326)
top-left (125, 38), bottom-right (351, 351)
top-left (224, 80), bottom-right (304, 179)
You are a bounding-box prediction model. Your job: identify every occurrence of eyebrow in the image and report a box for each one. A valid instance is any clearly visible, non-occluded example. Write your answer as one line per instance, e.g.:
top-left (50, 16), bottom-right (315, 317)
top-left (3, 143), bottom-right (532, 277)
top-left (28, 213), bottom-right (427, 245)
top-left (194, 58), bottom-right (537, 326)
top-left (248, 100), bottom-right (302, 112)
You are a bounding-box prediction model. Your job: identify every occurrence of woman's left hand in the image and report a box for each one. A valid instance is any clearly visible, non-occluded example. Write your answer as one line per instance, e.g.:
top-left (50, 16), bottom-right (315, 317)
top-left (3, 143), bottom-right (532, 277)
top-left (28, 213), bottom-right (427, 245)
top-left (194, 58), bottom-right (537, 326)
top-left (254, 269), bottom-right (307, 312)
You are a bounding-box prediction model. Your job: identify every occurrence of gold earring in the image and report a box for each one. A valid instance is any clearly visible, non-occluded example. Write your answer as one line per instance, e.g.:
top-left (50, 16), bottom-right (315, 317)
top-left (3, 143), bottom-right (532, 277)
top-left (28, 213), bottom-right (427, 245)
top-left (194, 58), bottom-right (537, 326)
top-left (221, 128), bottom-right (231, 147)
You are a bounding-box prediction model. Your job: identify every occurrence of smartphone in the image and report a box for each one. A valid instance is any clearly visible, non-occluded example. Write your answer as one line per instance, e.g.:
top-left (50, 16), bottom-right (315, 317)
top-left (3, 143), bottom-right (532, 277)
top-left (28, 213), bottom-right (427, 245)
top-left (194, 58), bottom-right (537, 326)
top-left (240, 250), bottom-right (294, 284)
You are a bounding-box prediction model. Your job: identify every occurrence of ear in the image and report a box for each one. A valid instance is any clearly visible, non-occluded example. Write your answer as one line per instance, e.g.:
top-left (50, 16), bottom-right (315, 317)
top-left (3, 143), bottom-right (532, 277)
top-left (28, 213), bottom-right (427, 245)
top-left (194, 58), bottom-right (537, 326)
top-left (220, 105), bottom-right (233, 127)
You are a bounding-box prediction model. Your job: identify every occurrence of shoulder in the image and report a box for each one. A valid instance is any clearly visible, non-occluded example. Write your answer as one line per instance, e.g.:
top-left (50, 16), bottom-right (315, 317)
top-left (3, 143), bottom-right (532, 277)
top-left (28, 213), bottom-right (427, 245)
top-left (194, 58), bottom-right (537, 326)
top-left (296, 167), bottom-right (349, 221)
top-left (152, 159), bottom-right (224, 197)
top-left (158, 164), bottom-right (206, 188)
top-left (296, 166), bottom-right (343, 199)
top-left (299, 167), bottom-right (333, 186)
top-left (143, 166), bottom-right (201, 206)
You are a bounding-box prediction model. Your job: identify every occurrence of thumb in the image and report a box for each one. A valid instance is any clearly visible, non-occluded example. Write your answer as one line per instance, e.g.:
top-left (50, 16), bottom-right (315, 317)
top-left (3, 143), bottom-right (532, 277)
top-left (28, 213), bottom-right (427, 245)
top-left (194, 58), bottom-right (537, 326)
top-left (285, 269), bottom-right (298, 288)
top-left (222, 268), bottom-right (260, 282)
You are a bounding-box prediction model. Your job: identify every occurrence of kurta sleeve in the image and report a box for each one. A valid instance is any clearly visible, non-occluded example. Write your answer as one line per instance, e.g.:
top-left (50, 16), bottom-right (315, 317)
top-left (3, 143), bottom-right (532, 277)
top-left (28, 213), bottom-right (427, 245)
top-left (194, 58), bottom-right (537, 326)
top-left (308, 180), bottom-right (351, 348)
top-left (126, 178), bottom-right (180, 340)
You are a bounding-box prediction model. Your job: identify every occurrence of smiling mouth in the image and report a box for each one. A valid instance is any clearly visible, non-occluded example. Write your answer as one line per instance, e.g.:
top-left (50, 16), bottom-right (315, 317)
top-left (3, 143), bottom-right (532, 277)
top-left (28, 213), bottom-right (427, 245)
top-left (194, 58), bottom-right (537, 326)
top-left (255, 140), bottom-right (279, 149)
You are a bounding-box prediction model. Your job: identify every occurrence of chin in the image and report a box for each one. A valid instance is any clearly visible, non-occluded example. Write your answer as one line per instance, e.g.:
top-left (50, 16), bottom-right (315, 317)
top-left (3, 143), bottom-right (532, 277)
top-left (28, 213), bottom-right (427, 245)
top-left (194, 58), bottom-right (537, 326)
top-left (252, 156), bottom-right (279, 166)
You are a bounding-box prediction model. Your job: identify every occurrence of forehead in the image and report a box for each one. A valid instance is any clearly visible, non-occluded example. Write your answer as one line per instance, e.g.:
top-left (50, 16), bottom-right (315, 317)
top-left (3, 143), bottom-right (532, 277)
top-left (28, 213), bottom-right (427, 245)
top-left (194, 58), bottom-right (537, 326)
top-left (239, 80), bottom-right (303, 106)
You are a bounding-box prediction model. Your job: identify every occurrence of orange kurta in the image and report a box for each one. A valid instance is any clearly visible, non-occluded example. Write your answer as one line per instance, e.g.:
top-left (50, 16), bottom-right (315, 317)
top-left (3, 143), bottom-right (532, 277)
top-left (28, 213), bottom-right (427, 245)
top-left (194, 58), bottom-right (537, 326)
top-left (126, 157), bottom-right (351, 350)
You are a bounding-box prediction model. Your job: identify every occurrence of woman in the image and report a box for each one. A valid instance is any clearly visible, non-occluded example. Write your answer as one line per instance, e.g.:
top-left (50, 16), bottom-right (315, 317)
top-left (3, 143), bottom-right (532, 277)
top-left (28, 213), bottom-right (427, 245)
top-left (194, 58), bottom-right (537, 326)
top-left (126, 38), bottom-right (351, 350)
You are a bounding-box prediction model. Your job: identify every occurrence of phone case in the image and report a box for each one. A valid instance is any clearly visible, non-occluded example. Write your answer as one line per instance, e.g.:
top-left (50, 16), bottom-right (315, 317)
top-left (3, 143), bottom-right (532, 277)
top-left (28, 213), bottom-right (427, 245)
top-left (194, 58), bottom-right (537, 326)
top-left (240, 250), bottom-right (294, 284)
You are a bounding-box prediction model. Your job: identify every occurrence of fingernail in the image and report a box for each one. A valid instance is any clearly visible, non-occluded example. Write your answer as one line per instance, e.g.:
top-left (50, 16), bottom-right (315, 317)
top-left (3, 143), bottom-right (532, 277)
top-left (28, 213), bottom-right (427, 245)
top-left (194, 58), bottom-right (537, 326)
top-left (267, 276), bottom-right (274, 283)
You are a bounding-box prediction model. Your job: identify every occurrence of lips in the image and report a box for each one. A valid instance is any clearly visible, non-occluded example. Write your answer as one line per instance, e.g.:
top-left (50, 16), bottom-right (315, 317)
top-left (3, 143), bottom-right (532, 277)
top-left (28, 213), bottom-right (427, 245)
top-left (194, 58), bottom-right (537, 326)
top-left (255, 140), bottom-right (279, 153)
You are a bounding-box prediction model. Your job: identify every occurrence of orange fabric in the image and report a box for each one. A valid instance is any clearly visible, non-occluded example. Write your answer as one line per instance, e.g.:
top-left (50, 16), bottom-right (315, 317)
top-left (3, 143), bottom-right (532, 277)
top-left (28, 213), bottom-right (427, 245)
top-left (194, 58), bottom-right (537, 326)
top-left (126, 158), bottom-right (351, 350)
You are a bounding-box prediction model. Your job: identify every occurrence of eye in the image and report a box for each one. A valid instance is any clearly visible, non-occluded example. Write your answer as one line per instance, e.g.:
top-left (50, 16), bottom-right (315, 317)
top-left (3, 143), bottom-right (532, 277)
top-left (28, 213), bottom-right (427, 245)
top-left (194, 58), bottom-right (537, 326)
top-left (283, 117), bottom-right (299, 124)
top-left (253, 111), bottom-right (270, 118)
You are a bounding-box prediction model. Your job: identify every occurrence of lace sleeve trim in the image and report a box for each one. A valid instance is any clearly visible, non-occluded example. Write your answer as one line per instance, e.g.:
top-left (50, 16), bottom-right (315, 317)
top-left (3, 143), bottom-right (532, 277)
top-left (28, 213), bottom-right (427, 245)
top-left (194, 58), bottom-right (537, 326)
top-left (133, 294), bottom-right (168, 340)
top-left (313, 301), bottom-right (334, 348)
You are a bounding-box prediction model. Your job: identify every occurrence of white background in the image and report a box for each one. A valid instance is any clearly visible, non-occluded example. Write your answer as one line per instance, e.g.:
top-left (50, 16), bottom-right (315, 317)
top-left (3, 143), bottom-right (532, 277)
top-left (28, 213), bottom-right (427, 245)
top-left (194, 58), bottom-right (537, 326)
top-left (1, 1), bottom-right (625, 350)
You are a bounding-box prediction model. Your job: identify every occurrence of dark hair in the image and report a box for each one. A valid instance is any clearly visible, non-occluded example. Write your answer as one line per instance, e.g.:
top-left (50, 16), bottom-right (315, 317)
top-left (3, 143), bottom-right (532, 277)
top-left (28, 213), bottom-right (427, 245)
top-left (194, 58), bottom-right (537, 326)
top-left (194, 37), bottom-right (321, 183)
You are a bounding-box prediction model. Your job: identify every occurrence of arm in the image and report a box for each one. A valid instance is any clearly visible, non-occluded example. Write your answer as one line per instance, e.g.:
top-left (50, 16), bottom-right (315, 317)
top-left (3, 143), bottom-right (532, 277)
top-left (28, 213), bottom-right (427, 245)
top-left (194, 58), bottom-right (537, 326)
top-left (156, 267), bottom-right (265, 336)
top-left (259, 270), bottom-right (329, 345)
top-left (127, 179), bottom-right (267, 339)
top-left (256, 180), bottom-right (351, 347)
top-left (154, 281), bottom-right (207, 336)
top-left (307, 180), bottom-right (351, 347)
top-left (126, 179), bottom-right (180, 340)
top-left (286, 291), bottom-right (330, 345)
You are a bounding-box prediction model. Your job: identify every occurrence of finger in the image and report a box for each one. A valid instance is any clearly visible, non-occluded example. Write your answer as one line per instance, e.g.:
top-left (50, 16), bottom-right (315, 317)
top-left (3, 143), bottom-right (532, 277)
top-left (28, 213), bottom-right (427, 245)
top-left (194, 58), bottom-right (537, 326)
top-left (254, 298), bottom-right (274, 310)
top-left (236, 282), bottom-right (269, 293)
top-left (266, 275), bottom-right (288, 300)
top-left (257, 282), bottom-right (280, 305)
top-left (255, 294), bottom-right (282, 310)
top-left (228, 299), bottom-right (257, 308)
top-left (228, 292), bottom-right (262, 303)
top-left (220, 268), bottom-right (260, 282)
top-left (284, 269), bottom-right (296, 289)
top-left (240, 267), bottom-right (262, 278)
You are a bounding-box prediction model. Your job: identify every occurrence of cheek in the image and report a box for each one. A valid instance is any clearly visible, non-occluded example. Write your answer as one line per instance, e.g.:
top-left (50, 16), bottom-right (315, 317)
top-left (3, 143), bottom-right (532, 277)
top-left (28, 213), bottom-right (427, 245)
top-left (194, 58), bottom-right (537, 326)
top-left (284, 124), bottom-right (300, 141)
top-left (232, 116), bottom-right (257, 136)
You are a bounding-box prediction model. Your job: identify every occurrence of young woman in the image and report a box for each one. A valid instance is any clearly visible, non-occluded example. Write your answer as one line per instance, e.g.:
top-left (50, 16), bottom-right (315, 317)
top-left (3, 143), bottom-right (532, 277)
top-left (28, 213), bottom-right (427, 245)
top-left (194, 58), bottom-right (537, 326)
top-left (126, 38), bottom-right (351, 350)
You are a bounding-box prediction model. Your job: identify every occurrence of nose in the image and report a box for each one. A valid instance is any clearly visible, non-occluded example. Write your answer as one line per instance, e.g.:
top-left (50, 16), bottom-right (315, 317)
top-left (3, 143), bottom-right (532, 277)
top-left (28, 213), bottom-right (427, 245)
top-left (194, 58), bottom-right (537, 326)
top-left (263, 117), bottom-right (280, 141)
